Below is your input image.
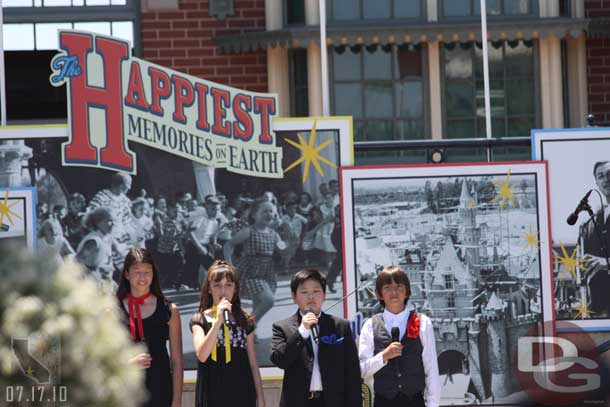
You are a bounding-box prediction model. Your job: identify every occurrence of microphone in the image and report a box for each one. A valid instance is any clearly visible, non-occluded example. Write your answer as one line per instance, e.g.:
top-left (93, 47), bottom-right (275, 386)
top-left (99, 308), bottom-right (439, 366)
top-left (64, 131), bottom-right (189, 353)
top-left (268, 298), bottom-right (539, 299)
top-left (391, 327), bottom-right (401, 377)
top-left (391, 327), bottom-right (400, 343)
top-left (567, 190), bottom-right (593, 225)
top-left (222, 297), bottom-right (230, 324)
top-left (304, 306), bottom-right (319, 344)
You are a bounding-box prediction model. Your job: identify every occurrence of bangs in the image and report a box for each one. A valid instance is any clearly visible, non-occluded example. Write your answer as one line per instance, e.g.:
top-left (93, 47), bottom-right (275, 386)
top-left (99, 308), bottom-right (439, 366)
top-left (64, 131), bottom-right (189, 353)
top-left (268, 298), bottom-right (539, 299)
top-left (210, 267), bottom-right (236, 282)
top-left (375, 266), bottom-right (410, 294)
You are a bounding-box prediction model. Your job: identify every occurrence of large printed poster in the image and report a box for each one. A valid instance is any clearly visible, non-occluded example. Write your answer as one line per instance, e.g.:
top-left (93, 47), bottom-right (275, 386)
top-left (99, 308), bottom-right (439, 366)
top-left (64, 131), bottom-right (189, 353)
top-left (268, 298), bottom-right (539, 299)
top-left (340, 162), bottom-right (554, 406)
top-left (0, 116), bottom-right (353, 377)
top-left (0, 29), bottom-right (356, 378)
top-left (533, 128), bottom-right (610, 331)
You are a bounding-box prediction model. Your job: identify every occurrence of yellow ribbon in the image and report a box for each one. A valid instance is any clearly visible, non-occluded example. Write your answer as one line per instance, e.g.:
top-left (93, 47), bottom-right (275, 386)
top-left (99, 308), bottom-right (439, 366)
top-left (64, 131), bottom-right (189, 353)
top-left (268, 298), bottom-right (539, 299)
top-left (211, 305), bottom-right (231, 364)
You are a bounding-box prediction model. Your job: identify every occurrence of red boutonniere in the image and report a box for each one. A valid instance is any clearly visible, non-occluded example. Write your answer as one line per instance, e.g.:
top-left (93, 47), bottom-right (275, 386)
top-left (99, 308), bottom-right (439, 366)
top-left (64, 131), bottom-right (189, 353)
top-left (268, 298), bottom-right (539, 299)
top-left (407, 312), bottom-right (420, 339)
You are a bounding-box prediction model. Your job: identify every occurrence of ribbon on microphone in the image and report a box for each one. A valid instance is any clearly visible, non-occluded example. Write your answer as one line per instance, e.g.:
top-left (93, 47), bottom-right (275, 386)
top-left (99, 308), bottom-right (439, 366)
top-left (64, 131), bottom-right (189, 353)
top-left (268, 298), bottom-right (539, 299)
top-left (211, 304), bottom-right (232, 364)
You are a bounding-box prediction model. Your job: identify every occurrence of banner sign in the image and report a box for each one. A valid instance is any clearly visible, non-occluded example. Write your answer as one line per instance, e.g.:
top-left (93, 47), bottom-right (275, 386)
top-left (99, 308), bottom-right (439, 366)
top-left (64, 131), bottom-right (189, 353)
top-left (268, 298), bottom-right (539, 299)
top-left (50, 30), bottom-right (281, 178)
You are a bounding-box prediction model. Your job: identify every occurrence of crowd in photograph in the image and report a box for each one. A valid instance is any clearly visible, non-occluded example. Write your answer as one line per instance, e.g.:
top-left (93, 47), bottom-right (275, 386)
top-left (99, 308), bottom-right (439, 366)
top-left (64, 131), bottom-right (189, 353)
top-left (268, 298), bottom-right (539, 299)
top-left (36, 172), bottom-right (344, 298)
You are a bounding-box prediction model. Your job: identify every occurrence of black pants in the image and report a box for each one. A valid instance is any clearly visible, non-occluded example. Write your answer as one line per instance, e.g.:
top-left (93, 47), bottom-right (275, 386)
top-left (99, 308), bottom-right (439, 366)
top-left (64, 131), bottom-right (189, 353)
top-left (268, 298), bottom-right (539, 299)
top-left (183, 242), bottom-right (214, 289)
top-left (374, 392), bottom-right (425, 407)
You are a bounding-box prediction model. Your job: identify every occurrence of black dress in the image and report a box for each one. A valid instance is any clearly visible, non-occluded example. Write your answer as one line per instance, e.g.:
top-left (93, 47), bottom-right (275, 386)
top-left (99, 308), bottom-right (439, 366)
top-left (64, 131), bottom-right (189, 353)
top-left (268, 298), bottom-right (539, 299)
top-left (120, 296), bottom-right (173, 407)
top-left (190, 312), bottom-right (257, 407)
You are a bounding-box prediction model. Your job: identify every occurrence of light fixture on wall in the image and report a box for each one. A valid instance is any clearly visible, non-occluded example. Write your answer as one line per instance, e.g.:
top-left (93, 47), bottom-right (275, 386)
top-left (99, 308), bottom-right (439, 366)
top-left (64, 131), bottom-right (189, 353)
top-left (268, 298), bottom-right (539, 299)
top-left (429, 148), bottom-right (445, 164)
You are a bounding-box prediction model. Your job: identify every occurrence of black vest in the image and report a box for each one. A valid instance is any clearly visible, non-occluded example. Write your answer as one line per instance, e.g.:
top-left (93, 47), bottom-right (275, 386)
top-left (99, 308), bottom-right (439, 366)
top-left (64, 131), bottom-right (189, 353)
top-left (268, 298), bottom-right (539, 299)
top-left (372, 313), bottom-right (426, 399)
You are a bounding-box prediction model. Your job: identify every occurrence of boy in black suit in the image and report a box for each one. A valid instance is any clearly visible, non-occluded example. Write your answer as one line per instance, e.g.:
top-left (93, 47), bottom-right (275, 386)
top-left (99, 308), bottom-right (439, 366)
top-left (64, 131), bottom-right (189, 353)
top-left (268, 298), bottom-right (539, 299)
top-left (271, 269), bottom-right (361, 407)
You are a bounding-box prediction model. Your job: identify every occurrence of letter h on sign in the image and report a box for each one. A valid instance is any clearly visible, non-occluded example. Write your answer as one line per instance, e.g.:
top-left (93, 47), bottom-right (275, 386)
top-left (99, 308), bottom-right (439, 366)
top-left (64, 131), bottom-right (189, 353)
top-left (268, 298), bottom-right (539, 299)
top-left (60, 32), bottom-right (135, 173)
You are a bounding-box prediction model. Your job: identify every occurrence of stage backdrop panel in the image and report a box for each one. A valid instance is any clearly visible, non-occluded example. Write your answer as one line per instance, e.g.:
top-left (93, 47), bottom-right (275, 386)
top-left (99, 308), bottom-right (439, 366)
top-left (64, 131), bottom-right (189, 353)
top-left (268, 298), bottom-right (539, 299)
top-left (533, 128), bottom-right (610, 331)
top-left (340, 162), bottom-right (553, 406)
top-left (0, 117), bottom-right (353, 380)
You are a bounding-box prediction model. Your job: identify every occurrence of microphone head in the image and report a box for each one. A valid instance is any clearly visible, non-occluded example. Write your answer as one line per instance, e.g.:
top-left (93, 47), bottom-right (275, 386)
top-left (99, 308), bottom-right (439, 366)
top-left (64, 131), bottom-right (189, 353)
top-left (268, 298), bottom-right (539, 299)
top-left (567, 212), bottom-right (579, 226)
top-left (304, 306), bottom-right (313, 314)
top-left (391, 327), bottom-right (400, 342)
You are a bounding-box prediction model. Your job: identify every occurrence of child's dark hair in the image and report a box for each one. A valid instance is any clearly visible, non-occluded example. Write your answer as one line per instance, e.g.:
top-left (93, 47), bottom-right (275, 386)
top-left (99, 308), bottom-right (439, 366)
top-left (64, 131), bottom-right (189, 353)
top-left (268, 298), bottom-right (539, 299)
top-left (375, 266), bottom-right (411, 307)
top-left (116, 248), bottom-right (166, 302)
top-left (199, 260), bottom-right (254, 332)
top-left (290, 269), bottom-right (326, 293)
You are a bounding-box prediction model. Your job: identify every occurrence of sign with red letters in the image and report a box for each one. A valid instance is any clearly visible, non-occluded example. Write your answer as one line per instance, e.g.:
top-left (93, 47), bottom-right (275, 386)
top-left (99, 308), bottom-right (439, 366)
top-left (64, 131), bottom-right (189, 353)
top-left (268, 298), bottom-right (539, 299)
top-left (50, 30), bottom-right (281, 178)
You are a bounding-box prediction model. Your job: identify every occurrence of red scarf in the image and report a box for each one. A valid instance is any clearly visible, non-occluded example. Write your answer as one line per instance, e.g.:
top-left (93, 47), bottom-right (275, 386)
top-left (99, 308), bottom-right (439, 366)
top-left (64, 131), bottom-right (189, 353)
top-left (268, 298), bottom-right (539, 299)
top-left (407, 312), bottom-right (420, 339)
top-left (127, 292), bottom-right (152, 340)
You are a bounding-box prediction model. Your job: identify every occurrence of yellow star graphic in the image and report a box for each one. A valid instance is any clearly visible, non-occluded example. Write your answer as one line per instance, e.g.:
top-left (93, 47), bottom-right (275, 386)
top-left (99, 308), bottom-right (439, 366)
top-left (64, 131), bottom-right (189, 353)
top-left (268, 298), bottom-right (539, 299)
top-left (0, 189), bottom-right (21, 227)
top-left (575, 298), bottom-right (593, 319)
top-left (556, 243), bottom-right (589, 280)
top-left (523, 226), bottom-right (540, 251)
top-left (283, 120), bottom-right (337, 184)
top-left (468, 200), bottom-right (476, 208)
top-left (491, 170), bottom-right (520, 209)
top-left (24, 367), bottom-right (34, 377)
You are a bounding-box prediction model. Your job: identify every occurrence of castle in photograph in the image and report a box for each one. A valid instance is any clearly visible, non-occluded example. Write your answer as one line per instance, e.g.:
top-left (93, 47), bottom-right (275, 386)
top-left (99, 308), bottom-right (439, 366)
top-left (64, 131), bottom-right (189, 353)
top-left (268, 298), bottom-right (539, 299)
top-left (355, 178), bottom-right (541, 404)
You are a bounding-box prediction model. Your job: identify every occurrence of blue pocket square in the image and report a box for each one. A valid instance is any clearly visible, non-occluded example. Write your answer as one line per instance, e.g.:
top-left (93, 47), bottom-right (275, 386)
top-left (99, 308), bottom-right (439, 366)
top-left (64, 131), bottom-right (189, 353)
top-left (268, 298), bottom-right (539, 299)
top-left (321, 334), bottom-right (344, 345)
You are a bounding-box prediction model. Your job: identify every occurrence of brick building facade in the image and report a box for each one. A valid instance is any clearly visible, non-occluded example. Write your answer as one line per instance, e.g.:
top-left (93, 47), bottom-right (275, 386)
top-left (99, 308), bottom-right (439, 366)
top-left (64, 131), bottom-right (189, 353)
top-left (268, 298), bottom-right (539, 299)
top-left (586, 0), bottom-right (610, 126)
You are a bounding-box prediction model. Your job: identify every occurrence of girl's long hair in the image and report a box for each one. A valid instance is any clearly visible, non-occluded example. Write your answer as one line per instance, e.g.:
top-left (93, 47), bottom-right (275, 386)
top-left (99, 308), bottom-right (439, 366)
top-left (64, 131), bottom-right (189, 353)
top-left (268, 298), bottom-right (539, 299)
top-left (116, 248), bottom-right (166, 302)
top-left (199, 260), bottom-right (254, 332)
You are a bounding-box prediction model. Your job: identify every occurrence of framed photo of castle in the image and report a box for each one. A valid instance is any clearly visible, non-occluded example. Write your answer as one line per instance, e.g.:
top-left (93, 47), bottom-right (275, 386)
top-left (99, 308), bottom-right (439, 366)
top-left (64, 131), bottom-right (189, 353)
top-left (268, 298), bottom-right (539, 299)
top-left (340, 161), bottom-right (554, 406)
top-left (533, 128), bottom-right (610, 331)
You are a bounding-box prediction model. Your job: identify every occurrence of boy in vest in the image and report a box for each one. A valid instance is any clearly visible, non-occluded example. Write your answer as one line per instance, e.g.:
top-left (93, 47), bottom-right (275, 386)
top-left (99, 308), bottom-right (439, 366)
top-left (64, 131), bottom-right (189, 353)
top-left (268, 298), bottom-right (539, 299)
top-left (359, 266), bottom-right (440, 407)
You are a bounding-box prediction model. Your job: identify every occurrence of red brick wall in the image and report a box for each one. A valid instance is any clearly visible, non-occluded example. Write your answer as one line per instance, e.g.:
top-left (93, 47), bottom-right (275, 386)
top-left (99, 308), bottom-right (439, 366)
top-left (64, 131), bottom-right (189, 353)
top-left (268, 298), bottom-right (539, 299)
top-left (586, 0), bottom-right (610, 126)
top-left (141, 0), bottom-right (268, 93)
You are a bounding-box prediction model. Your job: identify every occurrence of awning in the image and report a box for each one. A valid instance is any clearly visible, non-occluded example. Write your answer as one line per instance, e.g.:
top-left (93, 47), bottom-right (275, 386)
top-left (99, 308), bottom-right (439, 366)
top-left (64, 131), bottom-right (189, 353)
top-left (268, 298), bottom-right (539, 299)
top-left (215, 17), bottom-right (589, 53)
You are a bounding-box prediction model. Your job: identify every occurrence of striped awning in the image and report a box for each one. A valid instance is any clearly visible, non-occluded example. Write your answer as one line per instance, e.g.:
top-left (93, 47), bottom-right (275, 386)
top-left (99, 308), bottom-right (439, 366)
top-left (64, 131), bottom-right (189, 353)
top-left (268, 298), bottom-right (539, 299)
top-left (215, 17), bottom-right (589, 53)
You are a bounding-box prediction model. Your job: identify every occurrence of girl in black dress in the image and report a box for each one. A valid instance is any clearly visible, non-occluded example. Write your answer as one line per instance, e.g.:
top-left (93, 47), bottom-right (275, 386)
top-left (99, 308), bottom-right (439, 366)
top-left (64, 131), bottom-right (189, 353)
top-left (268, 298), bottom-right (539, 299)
top-left (190, 260), bottom-right (265, 407)
top-left (117, 248), bottom-right (183, 407)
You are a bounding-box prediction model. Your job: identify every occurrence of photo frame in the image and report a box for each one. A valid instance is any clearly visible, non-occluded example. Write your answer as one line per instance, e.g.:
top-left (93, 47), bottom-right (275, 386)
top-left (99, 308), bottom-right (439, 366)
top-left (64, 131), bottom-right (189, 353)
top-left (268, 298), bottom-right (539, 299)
top-left (340, 161), bottom-right (554, 405)
top-left (532, 127), bottom-right (610, 331)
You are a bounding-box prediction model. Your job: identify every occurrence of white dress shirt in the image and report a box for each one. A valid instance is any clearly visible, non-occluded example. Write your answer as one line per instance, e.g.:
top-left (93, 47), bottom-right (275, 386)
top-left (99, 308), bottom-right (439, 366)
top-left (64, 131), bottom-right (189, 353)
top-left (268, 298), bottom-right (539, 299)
top-left (298, 311), bottom-right (323, 392)
top-left (358, 305), bottom-right (441, 407)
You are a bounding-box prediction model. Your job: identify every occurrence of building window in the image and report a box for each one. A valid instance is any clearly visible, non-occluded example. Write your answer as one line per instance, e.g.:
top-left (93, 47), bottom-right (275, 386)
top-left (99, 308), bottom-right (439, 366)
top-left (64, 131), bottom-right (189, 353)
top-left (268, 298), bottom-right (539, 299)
top-left (290, 49), bottom-right (309, 117)
top-left (447, 292), bottom-right (456, 309)
top-left (331, 44), bottom-right (426, 142)
top-left (440, 0), bottom-right (537, 19)
top-left (286, 0), bottom-right (305, 25)
top-left (3, 22), bottom-right (134, 51)
top-left (2, 0), bottom-right (138, 122)
top-left (4, 0), bottom-right (127, 6)
top-left (444, 274), bottom-right (454, 290)
top-left (328, 0), bottom-right (424, 22)
top-left (442, 40), bottom-right (538, 139)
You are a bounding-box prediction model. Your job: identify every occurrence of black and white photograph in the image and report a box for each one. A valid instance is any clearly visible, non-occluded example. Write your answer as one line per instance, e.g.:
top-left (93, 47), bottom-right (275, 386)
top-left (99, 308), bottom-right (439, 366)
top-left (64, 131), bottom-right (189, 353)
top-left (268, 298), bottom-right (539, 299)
top-left (0, 117), bottom-right (353, 376)
top-left (533, 128), bottom-right (610, 331)
top-left (340, 162), bottom-right (554, 405)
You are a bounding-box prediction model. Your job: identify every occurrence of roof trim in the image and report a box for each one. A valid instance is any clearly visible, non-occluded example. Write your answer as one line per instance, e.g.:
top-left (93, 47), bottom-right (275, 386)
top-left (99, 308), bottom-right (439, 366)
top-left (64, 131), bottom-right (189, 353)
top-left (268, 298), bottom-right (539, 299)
top-left (215, 17), bottom-right (589, 53)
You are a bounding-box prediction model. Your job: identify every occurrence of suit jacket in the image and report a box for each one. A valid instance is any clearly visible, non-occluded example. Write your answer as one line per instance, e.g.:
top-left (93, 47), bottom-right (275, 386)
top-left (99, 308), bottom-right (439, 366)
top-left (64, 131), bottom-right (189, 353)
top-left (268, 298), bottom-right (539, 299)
top-left (270, 311), bottom-right (362, 407)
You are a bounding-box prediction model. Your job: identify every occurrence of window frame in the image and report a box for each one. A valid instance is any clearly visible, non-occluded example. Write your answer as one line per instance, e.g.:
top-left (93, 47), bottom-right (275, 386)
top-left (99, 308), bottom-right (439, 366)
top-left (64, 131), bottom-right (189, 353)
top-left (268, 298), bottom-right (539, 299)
top-left (4, 0), bottom-right (140, 56)
top-left (330, 43), bottom-right (430, 143)
top-left (327, 0), bottom-right (427, 23)
top-left (438, 0), bottom-right (540, 21)
top-left (440, 40), bottom-right (541, 140)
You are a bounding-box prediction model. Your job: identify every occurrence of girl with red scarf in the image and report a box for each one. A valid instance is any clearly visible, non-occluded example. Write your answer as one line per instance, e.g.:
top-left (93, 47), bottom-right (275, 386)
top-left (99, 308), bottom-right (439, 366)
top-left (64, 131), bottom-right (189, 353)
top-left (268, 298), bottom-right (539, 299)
top-left (117, 248), bottom-right (183, 407)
